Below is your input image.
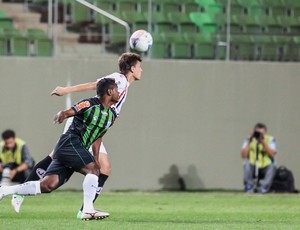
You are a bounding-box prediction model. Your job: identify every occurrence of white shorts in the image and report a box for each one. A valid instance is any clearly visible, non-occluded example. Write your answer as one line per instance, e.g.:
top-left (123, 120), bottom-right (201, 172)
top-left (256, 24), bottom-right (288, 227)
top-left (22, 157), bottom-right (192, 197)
top-left (63, 117), bottom-right (108, 155)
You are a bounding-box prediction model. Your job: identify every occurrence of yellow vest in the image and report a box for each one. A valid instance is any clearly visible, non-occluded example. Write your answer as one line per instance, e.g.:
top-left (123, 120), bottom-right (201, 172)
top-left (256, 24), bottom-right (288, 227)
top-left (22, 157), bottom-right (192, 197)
top-left (0, 138), bottom-right (25, 165)
top-left (248, 134), bottom-right (275, 168)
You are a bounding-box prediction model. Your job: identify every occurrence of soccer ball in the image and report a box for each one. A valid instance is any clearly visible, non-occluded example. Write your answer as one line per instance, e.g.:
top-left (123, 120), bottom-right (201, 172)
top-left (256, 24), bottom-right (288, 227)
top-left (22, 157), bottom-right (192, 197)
top-left (129, 30), bottom-right (153, 53)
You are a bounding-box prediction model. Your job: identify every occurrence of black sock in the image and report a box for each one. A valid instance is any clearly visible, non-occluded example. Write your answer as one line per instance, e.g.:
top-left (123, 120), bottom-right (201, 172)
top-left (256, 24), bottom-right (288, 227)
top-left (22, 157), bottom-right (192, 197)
top-left (25, 155), bottom-right (52, 182)
top-left (80, 173), bottom-right (109, 211)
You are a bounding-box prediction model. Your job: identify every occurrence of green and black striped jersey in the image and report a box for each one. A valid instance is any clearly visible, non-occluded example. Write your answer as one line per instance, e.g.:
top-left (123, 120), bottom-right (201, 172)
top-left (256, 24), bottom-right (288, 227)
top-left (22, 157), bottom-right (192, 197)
top-left (67, 97), bottom-right (117, 149)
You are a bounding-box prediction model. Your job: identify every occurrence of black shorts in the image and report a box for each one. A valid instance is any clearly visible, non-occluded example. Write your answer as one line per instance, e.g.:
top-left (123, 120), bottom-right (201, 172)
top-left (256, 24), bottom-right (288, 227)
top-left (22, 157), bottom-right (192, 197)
top-left (45, 133), bottom-right (95, 184)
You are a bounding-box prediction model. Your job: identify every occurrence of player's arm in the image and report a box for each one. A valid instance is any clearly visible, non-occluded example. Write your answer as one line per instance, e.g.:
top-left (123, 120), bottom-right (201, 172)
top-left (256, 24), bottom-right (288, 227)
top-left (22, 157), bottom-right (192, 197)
top-left (51, 81), bottom-right (97, 96)
top-left (92, 137), bottom-right (102, 167)
top-left (54, 99), bottom-right (92, 124)
top-left (53, 108), bottom-right (76, 124)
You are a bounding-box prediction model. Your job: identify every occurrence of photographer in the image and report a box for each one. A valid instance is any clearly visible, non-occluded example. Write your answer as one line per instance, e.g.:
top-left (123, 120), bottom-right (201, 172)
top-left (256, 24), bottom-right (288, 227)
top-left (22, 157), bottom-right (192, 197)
top-left (0, 130), bottom-right (35, 185)
top-left (241, 123), bottom-right (276, 193)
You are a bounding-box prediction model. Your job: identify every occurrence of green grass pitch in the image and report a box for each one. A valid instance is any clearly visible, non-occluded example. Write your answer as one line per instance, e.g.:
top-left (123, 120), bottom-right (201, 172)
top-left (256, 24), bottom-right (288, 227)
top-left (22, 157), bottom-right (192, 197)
top-left (0, 191), bottom-right (299, 230)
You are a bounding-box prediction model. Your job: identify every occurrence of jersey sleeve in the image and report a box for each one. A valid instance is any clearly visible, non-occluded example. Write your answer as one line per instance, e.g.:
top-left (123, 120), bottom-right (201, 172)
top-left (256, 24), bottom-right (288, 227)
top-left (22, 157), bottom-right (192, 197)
top-left (71, 98), bottom-right (93, 114)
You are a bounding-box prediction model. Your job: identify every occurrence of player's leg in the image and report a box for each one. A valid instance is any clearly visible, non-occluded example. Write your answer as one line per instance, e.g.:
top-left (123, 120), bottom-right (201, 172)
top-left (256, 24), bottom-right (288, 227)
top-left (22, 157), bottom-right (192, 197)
top-left (0, 159), bottom-right (69, 199)
top-left (79, 161), bottom-right (109, 220)
top-left (93, 152), bottom-right (110, 201)
top-left (11, 151), bottom-right (54, 213)
top-left (12, 118), bottom-right (73, 212)
top-left (77, 143), bottom-right (111, 218)
top-left (58, 134), bottom-right (108, 220)
top-left (24, 151), bottom-right (54, 182)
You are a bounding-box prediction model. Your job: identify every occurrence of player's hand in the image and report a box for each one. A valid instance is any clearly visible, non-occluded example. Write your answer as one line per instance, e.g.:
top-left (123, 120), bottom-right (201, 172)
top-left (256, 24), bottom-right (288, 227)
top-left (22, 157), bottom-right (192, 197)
top-left (51, 87), bottom-right (66, 96)
top-left (53, 111), bottom-right (65, 124)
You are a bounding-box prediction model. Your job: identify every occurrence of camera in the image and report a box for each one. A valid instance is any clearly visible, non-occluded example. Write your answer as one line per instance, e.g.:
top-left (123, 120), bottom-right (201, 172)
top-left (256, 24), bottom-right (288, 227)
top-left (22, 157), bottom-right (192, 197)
top-left (253, 131), bottom-right (262, 140)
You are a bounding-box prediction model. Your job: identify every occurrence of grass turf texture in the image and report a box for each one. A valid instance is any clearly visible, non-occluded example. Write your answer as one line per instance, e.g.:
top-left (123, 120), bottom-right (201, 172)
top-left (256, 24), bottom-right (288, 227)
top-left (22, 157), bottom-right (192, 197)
top-left (0, 191), bottom-right (299, 230)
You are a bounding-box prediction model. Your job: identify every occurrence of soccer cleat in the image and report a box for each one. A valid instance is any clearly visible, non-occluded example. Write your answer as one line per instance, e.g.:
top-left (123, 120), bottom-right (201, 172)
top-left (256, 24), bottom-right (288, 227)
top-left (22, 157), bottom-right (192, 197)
top-left (11, 194), bottom-right (24, 213)
top-left (76, 210), bottom-right (82, 219)
top-left (81, 209), bottom-right (110, 221)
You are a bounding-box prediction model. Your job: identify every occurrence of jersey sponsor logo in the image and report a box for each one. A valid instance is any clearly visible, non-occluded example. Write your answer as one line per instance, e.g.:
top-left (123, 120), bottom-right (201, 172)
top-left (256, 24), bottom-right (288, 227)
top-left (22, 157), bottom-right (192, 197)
top-left (75, 101), bottom-right (90, 111)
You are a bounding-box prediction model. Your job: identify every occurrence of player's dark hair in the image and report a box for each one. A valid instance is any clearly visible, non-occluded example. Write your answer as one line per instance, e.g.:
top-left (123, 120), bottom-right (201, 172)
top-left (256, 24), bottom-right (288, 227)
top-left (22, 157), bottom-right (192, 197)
top-left (254, 123), bottom-right (267, 131)
top-left (96, 78), bottom-right (116, 98)
top-left (2, 129), bottom-right (16, 140)
top-left (118, 52), bottom-right (142, 75)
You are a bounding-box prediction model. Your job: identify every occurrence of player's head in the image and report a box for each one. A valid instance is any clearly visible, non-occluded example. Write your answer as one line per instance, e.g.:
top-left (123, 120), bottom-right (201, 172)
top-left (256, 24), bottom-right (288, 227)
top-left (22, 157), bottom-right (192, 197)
top-left (97, 78), bottom-right (119, 103)
top-left (118, 52), bottom-right (142, 81)
top-left (1, 129), bottom-right (16, 150)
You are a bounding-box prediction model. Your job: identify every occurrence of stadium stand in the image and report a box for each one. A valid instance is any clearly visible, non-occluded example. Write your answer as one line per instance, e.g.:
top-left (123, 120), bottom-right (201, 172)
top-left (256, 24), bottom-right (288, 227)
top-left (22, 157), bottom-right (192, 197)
top-left (0, 0), bottom-right (300, 61)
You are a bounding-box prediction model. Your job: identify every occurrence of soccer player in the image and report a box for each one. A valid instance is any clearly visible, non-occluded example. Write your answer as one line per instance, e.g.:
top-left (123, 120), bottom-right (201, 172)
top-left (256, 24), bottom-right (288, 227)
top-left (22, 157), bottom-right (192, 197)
top-left (0, 78), bottom-right (119, 220)
top-left (11, 52), bottom-right (143, 217)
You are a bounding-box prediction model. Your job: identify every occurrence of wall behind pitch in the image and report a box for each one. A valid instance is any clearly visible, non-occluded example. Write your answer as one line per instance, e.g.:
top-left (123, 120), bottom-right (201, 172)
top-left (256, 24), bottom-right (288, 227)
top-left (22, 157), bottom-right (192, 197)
top-left (0, 57), bottom-right (300, 191)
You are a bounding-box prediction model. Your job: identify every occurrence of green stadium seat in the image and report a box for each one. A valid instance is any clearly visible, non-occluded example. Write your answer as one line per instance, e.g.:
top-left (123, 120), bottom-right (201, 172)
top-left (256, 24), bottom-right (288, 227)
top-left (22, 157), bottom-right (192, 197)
top-left (290, 36), bottom-right (300, 61)
top-left (166, 33), bottom-right (192, 59)
top-left (135, 0), bottom-right (149, 13)
top-left (122, 11), bottom-right (147, 24)
top-left (151, 0), bottom-right (182, 12)
top-left (259, 0), bottom-right (286, 16)
top-left (94, 0), bottom-right (113, 12)
top-left (72, 1), bottom-right (92, 23)
top-left (150, 33), bottom-right (169, 59)
top-left (189, 12), bottom-right (219, 35)
top-left (0, 30), bottom-right (8, 56)
top-left (0, 11), bottom-right (13, 29)
top-left (242, 0), bottom-right (268, 16)
top-left (273, 35), bottom-right (292, 61)
top-left (184, 33), bottom-right (216, 59)
top-left (26, 28), bottom-right (47, 38)
top-left (115, 0), bottom-right (137, 12)
top-left (183, 1), bottom-right (201, 13)
top-left (253, 35), bottom-right (277, 61)
top-left (238, 15), bottom-right (262, 33)
top-left (277, 16), bottom-right (300, 34)
top-left (260, 15), bottom-right (282, 33)
top-left (230, 0), bottom-right (244, 15)
top-left (26, 28), bottom-right (52, 56)
top-left (35, 36), bottom-right (52, 56)
top-left (195, 0), bottom-right (223, 14)
top-left (151, 12), bottom-right (176, 33)
top-left (11, 35), bottom-right (29, 56)
top-left (217, 14), bottom-right (243, 33)
top-left (168, 12), bottom-right (198, 33)
top-left (108, 23), bottom-right (127, 46)
top-left (231, 35), bottom-right (256, 60)
top-left (120, 11), bottom-right (148, 31)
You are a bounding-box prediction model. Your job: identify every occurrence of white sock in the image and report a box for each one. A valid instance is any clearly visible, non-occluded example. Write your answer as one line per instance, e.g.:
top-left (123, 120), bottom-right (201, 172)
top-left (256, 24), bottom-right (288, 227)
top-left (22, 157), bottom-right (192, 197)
top-left (1, 181), bottom-right (41, 196)
top-left (96, 187), bottom-right (103, 195)
top-left (82, 174), bottom-right (98, 213)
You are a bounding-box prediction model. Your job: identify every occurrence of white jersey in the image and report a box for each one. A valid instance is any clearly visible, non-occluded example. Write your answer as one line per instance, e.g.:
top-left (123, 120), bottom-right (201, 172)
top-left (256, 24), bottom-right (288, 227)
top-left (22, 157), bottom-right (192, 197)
top-left (63, 72), bottom-right (130, 155)
top-left (97, 72), bottom-right (130, 117)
